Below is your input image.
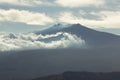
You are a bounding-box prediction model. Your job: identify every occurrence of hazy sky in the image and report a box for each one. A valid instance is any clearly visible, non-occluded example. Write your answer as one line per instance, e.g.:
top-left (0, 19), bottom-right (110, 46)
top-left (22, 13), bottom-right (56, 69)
top-left (0, 0), bottom-right (120, 33)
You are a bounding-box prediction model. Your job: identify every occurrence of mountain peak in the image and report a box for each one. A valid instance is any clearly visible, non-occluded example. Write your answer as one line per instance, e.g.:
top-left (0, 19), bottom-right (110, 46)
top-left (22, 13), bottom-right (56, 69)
top-left (70, 23), bottom-right (90, 29)
top-left (53, 23), bottom-right (62, 27)
top-left (72, 23), bottom-right (82, 26)
top-left (7, 33), bottom-right (17, 39)
top-left (52, 23), bottom-right (83, 28)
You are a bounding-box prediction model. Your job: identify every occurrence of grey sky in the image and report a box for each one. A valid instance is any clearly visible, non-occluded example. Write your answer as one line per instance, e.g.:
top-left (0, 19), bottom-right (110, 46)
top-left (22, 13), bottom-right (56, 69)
top-left (0, 0), bottom-right (120, 34)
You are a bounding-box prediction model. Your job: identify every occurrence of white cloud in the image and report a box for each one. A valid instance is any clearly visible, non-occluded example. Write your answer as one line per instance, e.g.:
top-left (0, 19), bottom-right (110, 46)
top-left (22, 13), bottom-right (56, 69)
top-left (0, 32), bottom-right (86, 51)
top-left (0, 0), bottom-right (43, 6)
top-left (58, 11), bottom-right (120, 28)
top-left (55, 0), bottom-right (105, 8)
top-left (0, 9), bottom-right (54, 25)
top-left (58, 12), bottom-right (80, 24)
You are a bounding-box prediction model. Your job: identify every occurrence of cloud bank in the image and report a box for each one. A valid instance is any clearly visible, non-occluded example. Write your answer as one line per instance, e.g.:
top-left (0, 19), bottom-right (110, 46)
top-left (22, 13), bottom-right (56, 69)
top-left (0, 32), bottom-right (86, 51)
top-left (0, 0), bottom-right (119, 29)
top-left (0, 9), bottom-right (54, 25)
top-left (58, 11), bottom-right (120, 28)
top-left (0, 0), bottom-right (43, 6)
top-left (55, 0), bottom-right (105, 8)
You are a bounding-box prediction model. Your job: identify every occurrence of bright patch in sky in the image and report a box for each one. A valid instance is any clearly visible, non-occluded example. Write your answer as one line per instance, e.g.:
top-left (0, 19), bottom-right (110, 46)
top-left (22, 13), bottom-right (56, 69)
top-left (0, 9), bottom-right (54, 25)
top-left (55, 0), bottom-right (105, 8)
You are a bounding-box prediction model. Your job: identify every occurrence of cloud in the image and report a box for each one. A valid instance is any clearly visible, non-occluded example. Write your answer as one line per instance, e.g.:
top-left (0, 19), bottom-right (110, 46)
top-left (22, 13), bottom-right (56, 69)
top-left (0, 32), bottom-right (86, 51)
top-left (105, 0), bottom-right (120, 10)
top-left (0, 0), bottom-right (43, 6)
top-left (0, 9), bottom-right (54, 25)
top-left (58, 11), bottom-right (120, 28)
top-left (55, 0), bottom-right (105, 8)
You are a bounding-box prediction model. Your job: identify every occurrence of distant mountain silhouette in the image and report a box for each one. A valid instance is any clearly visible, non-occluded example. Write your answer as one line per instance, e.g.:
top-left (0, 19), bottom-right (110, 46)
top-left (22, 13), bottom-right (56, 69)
top-left (6, 33), bottom-right (17, 39)
top-left (35, 23), bottom-right (120, 48)
top-left (32, 71), bottom-right (120, 80)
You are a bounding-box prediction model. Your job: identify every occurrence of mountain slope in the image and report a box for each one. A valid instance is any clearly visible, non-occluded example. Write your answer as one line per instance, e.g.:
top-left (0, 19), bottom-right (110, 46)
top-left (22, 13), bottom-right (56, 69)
top-left (35, 23), bottom-right (120, 48)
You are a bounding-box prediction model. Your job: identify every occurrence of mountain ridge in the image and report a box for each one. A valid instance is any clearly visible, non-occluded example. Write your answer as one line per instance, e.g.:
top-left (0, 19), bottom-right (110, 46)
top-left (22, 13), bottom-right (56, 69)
top-left (32, 71), bottom-right (120, 80)
top-left (35, 23), bottom-right (120, 48)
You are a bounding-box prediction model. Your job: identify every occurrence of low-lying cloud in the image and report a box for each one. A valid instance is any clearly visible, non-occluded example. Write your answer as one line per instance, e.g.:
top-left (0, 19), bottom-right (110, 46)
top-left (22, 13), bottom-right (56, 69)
top-left (0, 32), bottom-right (86, 51)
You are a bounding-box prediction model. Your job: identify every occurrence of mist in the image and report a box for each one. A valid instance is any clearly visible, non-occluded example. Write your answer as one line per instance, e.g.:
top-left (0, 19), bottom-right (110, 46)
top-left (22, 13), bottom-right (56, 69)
top-left (0, 32), bottom-right (86, 51)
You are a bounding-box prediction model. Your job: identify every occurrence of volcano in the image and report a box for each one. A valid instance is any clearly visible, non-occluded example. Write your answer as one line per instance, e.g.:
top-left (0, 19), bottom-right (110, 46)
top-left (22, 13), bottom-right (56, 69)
top-left (35, 23), bottom-right (120, 48)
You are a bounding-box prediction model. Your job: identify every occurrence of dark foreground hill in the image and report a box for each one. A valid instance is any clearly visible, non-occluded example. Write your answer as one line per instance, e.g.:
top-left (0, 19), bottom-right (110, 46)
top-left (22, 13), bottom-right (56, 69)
top-left (0, 47), bottom-right (120, 80)
top-left (33, 71), bottom-right (120, 80)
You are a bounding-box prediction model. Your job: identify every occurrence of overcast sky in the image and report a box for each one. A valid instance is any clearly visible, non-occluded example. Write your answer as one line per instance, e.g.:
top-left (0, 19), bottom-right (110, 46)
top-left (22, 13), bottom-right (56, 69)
top-left (0, 0), bottom-right (120, 33)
